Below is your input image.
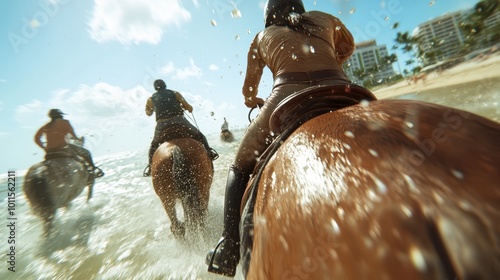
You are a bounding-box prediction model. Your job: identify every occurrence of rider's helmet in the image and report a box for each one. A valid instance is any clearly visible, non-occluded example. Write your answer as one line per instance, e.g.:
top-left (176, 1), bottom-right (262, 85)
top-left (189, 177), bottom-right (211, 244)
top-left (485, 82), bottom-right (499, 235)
top-left (48, 109), bottom-right (65, 119)
top-left (264, 0), bottom-right (305, 28)
top-left (154, 79), bottom-right (167, 90)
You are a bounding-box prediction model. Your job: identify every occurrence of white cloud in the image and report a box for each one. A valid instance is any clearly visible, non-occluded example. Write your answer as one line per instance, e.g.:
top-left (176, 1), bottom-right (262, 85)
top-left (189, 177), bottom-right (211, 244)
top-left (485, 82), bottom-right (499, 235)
top-left (16, 100), bottom-right (43, 114)
top-left (88, 0), bottom-right (191, 45)
top-left (13, 82), bottom-right (225, 156)
top-left (209, 64), bottom-right (219, 71)
top-left (160, 59), bottom-right (202, 80)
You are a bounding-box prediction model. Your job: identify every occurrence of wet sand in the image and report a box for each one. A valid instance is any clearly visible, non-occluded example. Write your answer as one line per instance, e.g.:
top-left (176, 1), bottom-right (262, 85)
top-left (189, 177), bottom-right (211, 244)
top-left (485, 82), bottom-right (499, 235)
top-left (373, 53), bottom-right (500, 99)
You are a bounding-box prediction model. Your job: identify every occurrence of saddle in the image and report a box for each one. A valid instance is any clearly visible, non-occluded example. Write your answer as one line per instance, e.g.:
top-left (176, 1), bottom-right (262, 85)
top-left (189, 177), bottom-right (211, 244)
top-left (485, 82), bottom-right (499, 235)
top-left (158, 124), bottom-right (202, 146)
top-left (239, 83), bottom-right (377, 275)
top-left (44, 147), bottom-right (74, 161)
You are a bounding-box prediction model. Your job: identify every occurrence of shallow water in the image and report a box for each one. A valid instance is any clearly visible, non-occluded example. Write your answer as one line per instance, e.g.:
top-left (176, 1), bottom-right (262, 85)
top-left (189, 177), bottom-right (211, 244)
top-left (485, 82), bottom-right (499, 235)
top-left (1, 82), bottom-right (499, 279)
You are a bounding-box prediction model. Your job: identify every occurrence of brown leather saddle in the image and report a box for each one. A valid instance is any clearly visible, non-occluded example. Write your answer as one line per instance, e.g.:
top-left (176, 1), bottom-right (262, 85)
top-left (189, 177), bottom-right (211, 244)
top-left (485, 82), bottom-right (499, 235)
top-left (44, 147), bottom-right (74, 161)
top-left (239, 83), bottom-right (377, 276)
top-left (157, 124), bottom-right (201, 145)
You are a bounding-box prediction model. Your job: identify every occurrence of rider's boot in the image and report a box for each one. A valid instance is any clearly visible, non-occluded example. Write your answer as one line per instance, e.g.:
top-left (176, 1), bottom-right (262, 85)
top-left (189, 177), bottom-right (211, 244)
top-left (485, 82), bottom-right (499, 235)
top-left (206, 165), bottom-right (249, 277)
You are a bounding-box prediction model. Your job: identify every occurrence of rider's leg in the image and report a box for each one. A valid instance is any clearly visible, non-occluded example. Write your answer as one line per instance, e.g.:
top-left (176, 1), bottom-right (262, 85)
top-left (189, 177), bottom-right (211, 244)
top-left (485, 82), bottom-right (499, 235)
top-left (198, 133), bottom-right (219, 160)
top-left (182, 119), bottom-right (219, 160)
top-left (69, 145), bottom-right (104, 177)
top-left (144, 132), bottom-right (161, 177)
top-left (206, 103), bottom-right (275, 276)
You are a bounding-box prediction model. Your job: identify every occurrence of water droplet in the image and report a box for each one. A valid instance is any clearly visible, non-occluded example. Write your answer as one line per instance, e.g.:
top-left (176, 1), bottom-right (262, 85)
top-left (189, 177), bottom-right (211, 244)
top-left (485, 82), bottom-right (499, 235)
top-left (291, 53), bottom-right (297, 60)
top-left (429, 1), bottom-right (436, 7)
top-left (410, 247), bottom-right (427, 272)
top-left (280, 45), bottom-right (284, 50)
top-left (231, 8), bottom-right (242, 18)
top-left (235, 35), bottom-right (240, 41)
top-left (330, 219), bottom-right (340, 234)
top-left (335, 26), bottom-right (341, 31)
top-left (360, 100), bottom-right (370, 107)
top-left (368, 149), bottom-right (378, 157)
top-left (247, 29), bottom-right (251, 34)
top-left (405, 121), bottom-right (414, 128)
top-left (451, 169), bottom-right (464, 180)
top-left (344, 131), bottom-right (355, 138)
top-left (309, 45), bottom-right (315, 53)
top-left (210, 19), bottom-right (217, 27)
top-left (350, 8), bottom-right (356, 14)
top-left (384, 16), bottom-right (389, 21)
top-left (249, 87), bottom-right (253, 92)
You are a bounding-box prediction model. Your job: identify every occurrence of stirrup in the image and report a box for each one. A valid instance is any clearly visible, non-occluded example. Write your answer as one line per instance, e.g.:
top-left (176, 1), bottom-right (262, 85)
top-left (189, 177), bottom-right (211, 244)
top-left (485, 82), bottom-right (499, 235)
top-left (206, 237), bottom-right (239, 277)
top-left (93, 167), bottom-right (104, 178)
top-left (143, 165), bottom-right (151, 177)
top-left (209, 148), bottom-right (219, 160)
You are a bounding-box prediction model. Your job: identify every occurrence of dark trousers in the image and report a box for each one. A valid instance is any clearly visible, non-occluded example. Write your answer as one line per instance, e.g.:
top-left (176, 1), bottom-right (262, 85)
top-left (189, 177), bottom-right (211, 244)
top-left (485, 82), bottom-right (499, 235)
top-left (68, 144), bottom-right (95, 168)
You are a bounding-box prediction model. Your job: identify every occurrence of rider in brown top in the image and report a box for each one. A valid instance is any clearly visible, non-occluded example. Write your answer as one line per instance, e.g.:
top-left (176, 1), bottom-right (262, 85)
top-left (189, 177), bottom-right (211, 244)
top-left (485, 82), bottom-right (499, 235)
top-left (35, 109), bottom-right (104, 178)
top-left (206, 0), bottom-right (365, 276)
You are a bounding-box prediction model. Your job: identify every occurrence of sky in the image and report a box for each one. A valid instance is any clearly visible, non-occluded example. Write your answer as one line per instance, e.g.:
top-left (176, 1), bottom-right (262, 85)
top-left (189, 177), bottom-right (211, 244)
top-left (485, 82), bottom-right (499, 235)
top-left (0, 0), bottom-right (477, 172)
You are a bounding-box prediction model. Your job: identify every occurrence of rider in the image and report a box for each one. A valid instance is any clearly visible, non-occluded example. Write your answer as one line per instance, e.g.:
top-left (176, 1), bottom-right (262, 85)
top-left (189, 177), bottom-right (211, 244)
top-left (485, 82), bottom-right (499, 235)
top-left (143, 79), bottom-right (219, 177)
top-left (221, 117), bottom-right (229, 132)
top-left (34, 109), bottom-right (104, 178)
top-left (206, 0), bottom-right (363, 276)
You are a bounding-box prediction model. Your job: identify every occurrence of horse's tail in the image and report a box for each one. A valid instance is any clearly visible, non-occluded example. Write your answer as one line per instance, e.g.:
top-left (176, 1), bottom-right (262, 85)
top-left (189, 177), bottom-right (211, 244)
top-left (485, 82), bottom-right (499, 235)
top-left (171, 146), bottom-right (202, 228)
top-left (24, 170), bottom-right (55, 235)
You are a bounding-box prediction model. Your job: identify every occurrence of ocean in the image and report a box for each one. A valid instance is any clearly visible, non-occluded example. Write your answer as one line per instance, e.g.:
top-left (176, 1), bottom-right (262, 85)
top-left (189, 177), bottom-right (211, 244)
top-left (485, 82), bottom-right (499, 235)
top-left (1, 78), bottom-right (499, 279)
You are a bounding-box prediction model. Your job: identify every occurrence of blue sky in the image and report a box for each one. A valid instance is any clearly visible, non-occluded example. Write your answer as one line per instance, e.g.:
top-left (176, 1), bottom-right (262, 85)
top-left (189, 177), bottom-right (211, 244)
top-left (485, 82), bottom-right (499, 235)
top-left (0, 0), bottom-right (476, 172)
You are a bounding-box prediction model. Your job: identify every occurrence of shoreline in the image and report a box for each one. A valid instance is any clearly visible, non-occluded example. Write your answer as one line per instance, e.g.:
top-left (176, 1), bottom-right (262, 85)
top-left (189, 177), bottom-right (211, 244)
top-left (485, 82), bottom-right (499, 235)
top-left (373, 53), bottom-right (500, 99)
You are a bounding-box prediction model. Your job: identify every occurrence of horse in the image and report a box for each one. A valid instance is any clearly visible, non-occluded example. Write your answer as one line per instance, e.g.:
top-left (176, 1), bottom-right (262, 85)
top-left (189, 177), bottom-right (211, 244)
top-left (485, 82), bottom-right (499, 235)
top-left (238, 85), bottom-right (500, 279)
top-left (23, 145), bottom-right (95, 236)
top-left (151, 138), bottom-right (214, 239)
top-left (220, 129), bottom-right (235, 142)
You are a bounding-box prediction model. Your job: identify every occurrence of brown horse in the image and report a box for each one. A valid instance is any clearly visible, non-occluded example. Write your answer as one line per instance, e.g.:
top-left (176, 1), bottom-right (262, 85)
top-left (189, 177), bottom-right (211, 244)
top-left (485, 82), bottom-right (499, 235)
top-left (239, 87), bottom-right (500, 279)
top-left (24, 155), bottom-right (94, 236)
top-left (152, 138), bottom-right (213, 239)
top-left (220, 129), bottom-right (235, 142)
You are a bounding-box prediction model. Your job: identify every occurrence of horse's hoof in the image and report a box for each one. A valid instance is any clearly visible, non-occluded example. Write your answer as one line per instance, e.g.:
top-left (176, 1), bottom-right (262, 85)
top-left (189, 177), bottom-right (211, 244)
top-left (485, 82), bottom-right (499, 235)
top-left (206, 237), bottom-right (239, 277)
top-left (171, 223), bottom-right (186, 239)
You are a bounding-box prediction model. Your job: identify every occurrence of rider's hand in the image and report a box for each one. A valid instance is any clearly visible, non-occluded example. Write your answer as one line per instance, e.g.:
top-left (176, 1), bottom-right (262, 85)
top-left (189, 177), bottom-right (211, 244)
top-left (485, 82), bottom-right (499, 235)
top-left (244, 96), bottom-right (265, 108)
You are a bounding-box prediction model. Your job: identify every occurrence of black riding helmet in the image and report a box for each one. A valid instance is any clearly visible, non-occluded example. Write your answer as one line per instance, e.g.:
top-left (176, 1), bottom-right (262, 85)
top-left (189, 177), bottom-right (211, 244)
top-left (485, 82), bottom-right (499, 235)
top-left (48, 109), bottom-right (65, 119)
top-left (264, 0), bottom-right (305, 27)
top-left (154, 79), bottom-right (167, 90)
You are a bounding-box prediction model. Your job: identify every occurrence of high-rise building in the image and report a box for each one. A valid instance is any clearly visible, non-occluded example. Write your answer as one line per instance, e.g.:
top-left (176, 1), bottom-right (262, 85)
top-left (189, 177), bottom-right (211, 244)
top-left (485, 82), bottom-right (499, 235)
top-left (414, 11), bottom-right (467, 66)
top-left (343, 40), bottom-right (396, 86)
top-left (414, 7), bottom-right (499, 66)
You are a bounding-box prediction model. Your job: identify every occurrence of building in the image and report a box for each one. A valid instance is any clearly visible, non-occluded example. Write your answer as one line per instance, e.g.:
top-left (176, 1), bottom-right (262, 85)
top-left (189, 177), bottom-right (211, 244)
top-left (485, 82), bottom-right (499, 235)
top-left (343, 40), bottom-right (396, 86)
top-left (414, 6), bottom-right (500, 66)
top-left (413, 11), bottom-right (467, 66)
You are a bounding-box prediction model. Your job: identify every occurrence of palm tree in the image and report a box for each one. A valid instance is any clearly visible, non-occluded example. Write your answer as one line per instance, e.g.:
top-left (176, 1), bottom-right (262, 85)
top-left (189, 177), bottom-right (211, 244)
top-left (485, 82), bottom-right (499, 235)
top-left (391, 22), bottom-right (403, 74)
top-left (460, 0), bottom-right (499, 49)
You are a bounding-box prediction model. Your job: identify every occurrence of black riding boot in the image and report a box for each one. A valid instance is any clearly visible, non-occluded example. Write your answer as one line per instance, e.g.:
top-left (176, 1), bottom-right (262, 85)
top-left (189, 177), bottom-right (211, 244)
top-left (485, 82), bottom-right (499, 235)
top-left (206, 165), bottom-right (249, 277)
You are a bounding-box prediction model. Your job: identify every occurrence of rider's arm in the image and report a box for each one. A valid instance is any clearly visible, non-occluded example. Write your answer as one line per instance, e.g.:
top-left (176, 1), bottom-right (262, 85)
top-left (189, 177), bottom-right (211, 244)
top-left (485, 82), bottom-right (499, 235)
top-left (242, 33), bottom-right (266, 107)
top-left (331, 16), bottom-right (355, 64)
top-left (34, 126), bottom-right (46, 150)
top-left (174, 92), bottom-right (193, 113)
top-left (145, 97), bottom-right (154, 116)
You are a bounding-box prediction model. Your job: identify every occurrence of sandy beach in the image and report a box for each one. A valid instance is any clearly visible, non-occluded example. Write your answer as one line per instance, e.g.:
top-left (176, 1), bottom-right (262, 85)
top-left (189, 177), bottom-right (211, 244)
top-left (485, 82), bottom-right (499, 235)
top-left (373, 53), bottom-right (500, 99)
